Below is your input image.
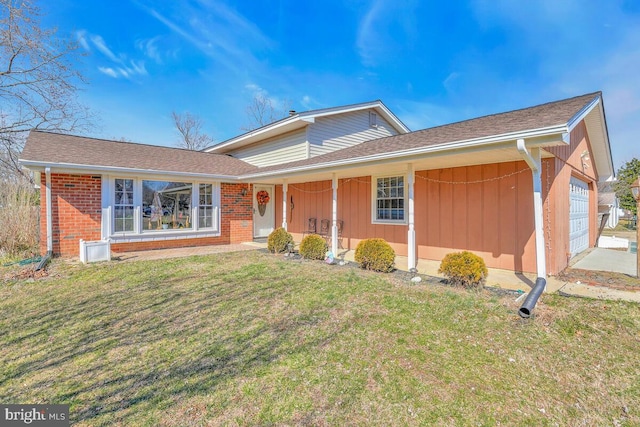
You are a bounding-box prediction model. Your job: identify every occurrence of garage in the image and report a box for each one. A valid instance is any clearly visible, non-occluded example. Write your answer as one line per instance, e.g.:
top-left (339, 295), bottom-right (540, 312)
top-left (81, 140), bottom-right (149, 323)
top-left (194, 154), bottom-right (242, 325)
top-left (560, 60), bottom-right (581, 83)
top-left (569, 176), bottom-right (590, 257)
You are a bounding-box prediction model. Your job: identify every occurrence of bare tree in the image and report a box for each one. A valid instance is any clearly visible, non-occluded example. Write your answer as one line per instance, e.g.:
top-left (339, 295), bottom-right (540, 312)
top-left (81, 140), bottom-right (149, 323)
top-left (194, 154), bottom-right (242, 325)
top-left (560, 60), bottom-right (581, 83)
top-left (242, 93), bottom-right (293, 131)
top-left (1, 0), bottom-right (92, 180)
top-left (171, 111), bottom-right (213, 151)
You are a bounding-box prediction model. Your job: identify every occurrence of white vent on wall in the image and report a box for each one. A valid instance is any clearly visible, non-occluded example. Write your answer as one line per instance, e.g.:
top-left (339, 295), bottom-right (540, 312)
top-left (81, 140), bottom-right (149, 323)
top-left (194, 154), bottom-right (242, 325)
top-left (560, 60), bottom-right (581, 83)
top-left (369, 111), bottom-right (378, 128)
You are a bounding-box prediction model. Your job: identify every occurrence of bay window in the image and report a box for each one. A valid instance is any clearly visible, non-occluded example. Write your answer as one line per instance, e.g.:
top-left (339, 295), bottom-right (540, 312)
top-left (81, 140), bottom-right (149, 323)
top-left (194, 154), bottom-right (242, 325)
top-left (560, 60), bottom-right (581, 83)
top-left (110, 177), bottom-right (219, 236)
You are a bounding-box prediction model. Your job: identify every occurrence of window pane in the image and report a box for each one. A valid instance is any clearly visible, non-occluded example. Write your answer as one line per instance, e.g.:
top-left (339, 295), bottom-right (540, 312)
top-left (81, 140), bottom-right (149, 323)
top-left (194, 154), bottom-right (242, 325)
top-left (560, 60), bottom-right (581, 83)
top-left (142, 180), bottom-right (192, 230)
top-left (375, 175), bottom-right (405, 222)
top-left (114, 180), bottom-right (134, 232)
top-left (198, 184), bottom-right (214, 229)
top-left (199, 206), bottom-right (212, 228)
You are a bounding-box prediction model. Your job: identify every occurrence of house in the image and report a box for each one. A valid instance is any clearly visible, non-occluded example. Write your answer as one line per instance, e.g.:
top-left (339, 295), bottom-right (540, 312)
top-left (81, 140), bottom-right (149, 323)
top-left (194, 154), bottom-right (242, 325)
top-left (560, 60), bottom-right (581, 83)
top-left (597, 181), bottom-right (621, 229)
top-left (19, 93), bottom-right (614, 276)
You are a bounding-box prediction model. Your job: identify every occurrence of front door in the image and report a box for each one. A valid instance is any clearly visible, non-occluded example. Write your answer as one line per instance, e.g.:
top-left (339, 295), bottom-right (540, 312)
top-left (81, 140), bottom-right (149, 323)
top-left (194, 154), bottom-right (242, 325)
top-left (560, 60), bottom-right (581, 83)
top-left (253, 185), bottom-right (275, 238)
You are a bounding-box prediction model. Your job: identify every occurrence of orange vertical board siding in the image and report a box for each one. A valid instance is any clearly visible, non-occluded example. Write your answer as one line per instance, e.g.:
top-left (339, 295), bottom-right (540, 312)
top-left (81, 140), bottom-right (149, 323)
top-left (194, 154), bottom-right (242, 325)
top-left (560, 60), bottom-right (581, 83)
top-left (481, 163), bottom-right (500, 264)
top-left (466, 165), bottom-right (484, 252)
top-left (452, 167), bottom-right (468, 250)
top-left (545, 120), bottom-right (600, 274)
top-left (498, 162), bottom-right (516, 270)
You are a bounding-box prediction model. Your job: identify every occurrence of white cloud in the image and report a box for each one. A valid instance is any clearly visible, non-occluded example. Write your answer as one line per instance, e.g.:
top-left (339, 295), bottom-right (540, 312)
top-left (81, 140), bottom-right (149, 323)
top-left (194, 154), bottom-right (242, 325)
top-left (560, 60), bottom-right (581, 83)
top-left (80, 32), bottom-right (149, 80)
top-left (98, 67), bottom-right (118, 78)
top-left (135, 37), bottom-right (163, 63)
top-left (356, 0), bottom-right (418, 67)
top-left (90, 35), bottom-right (121, 63)
top-left (76, 30), bottom-right (90, 51)
top-left (143, 1), bottom-right (272, 74)
top-left (443, 72), bottom-right (462, 93)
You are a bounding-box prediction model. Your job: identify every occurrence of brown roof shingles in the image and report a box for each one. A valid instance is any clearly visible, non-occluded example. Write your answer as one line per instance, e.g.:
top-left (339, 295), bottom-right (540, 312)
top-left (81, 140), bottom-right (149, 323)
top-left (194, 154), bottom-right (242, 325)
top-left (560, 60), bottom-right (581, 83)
top-left (20, 131), bottom-right (258, 176)
top-left (20, 92), bottom-right (601, 178)
top-left (254, 92), bottom-right (601, 174)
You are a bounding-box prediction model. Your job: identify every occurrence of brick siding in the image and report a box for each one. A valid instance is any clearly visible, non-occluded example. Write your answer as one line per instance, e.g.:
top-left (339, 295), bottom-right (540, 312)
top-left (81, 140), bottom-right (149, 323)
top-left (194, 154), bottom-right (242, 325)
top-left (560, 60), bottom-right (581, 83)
top-left (40, 173), bottom-right (102, 256)
top-left (41, 174), bottom-right (255, 257)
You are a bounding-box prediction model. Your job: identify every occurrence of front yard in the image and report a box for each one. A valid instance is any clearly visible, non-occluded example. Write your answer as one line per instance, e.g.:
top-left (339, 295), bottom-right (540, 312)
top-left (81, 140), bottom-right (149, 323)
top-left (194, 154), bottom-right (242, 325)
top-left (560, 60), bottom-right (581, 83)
top-left (1, 251), bottom-right (639, 426)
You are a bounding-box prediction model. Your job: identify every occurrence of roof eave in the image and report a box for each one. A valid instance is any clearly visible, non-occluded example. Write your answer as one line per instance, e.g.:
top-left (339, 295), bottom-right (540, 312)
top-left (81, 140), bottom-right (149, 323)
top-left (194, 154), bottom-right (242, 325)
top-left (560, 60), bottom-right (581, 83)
top-left (206, 100), bottom-right (410, 154)
top-left (566, 93), bottom-right (614, 181)
top-left (240, 125), bottom-right (569, 180)
top-left (19, 159), bottom-right (241, 181)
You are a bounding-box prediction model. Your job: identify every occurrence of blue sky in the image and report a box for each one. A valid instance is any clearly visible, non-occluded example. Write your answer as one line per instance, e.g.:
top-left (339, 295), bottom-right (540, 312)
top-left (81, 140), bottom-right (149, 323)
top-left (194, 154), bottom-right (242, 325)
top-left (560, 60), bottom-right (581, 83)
top-left (43, 0), bottom-right (639, 169)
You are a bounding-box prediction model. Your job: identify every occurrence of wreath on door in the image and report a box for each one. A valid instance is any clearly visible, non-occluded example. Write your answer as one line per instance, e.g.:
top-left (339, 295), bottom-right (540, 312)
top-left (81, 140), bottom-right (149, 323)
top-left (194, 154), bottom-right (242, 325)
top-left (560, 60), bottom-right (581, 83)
top-left (256, 190), bottom-right (270, 216)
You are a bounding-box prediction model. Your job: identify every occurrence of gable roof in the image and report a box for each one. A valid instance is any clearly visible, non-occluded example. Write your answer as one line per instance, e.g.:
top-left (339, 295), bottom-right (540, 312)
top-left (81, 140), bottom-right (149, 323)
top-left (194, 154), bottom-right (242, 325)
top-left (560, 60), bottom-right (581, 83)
top-left (20, 131), bottom-right (258, 178)
top-left (19, 92), bottom-right (615, 184)
top-left (244, 92), bottom-right (614, 181)
top-left (205, 100), bottom-right (410, 154)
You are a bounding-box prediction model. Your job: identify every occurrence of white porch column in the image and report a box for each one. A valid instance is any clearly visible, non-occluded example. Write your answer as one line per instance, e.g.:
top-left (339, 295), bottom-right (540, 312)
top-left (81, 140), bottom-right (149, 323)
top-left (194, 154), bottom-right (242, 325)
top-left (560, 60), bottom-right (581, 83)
top-left (407, 164), bottom-right (416, 270)
top-left (517, 139), bottom-right (547, 279)
top-left (331, 174), bottom-right (338, 255)
top-left (45, 167), bottom-right (53, 253)
top-left (282, 180), bottom-right (288, 230)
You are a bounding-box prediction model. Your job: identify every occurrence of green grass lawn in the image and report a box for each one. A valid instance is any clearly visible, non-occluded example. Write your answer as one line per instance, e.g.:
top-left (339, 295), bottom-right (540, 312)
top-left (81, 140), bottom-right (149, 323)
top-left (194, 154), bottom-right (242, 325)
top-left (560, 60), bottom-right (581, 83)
top-left (1, 251), bottom-right (639, 426)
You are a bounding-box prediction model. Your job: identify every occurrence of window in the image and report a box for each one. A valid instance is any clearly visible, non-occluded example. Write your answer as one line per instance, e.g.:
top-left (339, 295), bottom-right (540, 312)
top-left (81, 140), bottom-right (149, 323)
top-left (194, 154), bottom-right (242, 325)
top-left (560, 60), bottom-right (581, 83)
top-left (199, 183), bottom-right (214, 228)
top-left (374, 175), bottom-right (405, 222)
top-left (110, 177), bottom-right (219, 236)
top-left (142, 180), bottom-right (192, 230)
top-left (114, 179), bottom-right (134, 232)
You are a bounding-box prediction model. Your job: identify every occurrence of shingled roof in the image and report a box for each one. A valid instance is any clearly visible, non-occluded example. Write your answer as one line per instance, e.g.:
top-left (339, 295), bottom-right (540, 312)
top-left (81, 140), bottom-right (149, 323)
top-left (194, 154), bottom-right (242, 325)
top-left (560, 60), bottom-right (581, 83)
top-left (251, 92), bottom-right (602, 175)
top-left (20, 131), bottom-right (258, 177)
top-left (20, 92), bottom-right (609, 180)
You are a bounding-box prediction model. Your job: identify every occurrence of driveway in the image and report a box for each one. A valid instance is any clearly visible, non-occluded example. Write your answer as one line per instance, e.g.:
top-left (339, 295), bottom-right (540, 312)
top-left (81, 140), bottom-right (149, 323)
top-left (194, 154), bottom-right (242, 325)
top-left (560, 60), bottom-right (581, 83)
top-left (571, 247), bottom-right (637, 277)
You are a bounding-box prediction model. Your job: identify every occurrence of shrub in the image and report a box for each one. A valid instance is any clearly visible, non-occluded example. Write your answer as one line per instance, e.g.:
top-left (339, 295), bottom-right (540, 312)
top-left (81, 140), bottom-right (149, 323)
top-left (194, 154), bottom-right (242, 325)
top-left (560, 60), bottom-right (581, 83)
top-left (299, 234), bottom-right (327, 260)
top-left (0, 178), bottom-right (39, 258)
top-left (267, 227), bottom-right (294, 253)
top-left (438, 251), bottom-right (488, 289)
top-left (354, 238), bottom-right (395, 273)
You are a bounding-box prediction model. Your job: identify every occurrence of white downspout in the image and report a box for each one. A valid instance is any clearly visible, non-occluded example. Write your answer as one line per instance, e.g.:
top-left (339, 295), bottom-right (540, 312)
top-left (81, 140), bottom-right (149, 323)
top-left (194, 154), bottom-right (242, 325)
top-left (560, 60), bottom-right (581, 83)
top-left (282, 180), bottom-right (288, 230)
top-left (407, 163), bottom-right (416, 270)
top-left (45, 167), bottom-right (53, 253)
top-left (331, 174), bottom-right (338, 256)
top-left (517, 139), bottom-right (547, 279)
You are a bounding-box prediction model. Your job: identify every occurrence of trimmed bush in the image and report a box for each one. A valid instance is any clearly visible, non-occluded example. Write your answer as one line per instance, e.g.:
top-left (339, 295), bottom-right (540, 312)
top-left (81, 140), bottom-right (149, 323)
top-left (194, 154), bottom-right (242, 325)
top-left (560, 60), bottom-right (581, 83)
top-left (354, 238), bottom-right (395, 273)
top-left (299, 234), bottom-right (327, 260)
top-left (438, 251), bottom-right (488, 289)
top-left (267, 227), bottom-right (294, 253)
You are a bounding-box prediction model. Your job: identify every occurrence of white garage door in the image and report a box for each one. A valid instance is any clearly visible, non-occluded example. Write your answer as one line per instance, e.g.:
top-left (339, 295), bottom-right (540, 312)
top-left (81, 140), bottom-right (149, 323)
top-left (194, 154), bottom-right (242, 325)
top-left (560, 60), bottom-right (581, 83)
top-left (569, 177), bottom-right (590, 257)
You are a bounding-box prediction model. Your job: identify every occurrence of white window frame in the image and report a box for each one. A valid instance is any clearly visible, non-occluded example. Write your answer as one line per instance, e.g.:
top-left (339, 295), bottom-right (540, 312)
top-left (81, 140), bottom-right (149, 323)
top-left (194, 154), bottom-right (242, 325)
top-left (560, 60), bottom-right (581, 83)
top-left (371, 174), bottom-right (408, 225)
top-left (106, 176), bottom-right (221, 240)
top-left (113, 178), bottom-right (136, 233)
top-left (195, 183), bottom-right (220, 231)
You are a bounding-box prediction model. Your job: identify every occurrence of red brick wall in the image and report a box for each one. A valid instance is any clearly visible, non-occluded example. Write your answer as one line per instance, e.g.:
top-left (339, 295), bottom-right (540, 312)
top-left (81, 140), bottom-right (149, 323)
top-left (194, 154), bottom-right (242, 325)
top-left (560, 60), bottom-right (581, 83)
top-left (40, 173), bottom-right (102, 256)
top-left (41, 175), bottom-right (255, 257)
top-left (222, 183), bottom-right (254, 243)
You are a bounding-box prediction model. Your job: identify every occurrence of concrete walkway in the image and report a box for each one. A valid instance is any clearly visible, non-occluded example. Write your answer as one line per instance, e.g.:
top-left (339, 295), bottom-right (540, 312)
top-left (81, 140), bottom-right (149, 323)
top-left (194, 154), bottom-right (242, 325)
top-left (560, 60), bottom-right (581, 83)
top-left (558, 247), bottom-right (640, 302)
top-left (570, 247), bottom-right (637, 276)
top-left (109, 241), bottom-right (639, 303)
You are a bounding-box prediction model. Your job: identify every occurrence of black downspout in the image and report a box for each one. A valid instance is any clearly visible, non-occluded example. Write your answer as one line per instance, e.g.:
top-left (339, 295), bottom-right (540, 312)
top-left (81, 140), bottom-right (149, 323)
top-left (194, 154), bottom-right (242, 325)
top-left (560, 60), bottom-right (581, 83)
top-left (35, 250), bottom-right (53, 272)
top-left (518, 277), bottom-right (546, 318)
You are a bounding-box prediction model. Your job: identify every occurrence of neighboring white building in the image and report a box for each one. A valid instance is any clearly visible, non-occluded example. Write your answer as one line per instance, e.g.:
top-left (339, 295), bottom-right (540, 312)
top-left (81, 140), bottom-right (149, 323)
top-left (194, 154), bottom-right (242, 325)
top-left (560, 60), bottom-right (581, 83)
top-left (598, 181), bottom-right (621, 228)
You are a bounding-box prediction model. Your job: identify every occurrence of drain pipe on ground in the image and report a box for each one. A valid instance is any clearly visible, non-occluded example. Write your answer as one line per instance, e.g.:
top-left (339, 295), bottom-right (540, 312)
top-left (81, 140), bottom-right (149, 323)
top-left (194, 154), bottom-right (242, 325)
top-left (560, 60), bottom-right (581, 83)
top-left (516, 139), bottom-right (547, 318)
